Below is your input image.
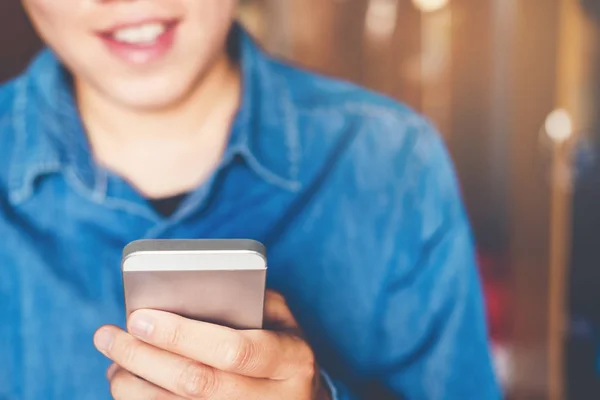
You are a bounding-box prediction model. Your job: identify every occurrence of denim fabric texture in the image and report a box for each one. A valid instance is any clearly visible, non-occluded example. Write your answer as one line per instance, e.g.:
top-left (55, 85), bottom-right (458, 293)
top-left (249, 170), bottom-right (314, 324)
top-left (0, 27), bottom-right (500, 399)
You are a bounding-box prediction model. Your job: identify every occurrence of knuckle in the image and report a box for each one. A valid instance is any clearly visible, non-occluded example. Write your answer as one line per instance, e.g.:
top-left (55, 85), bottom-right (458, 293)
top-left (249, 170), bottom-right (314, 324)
top-left (226, 335), bottom-right (258, 372)
top-left (296, 342), bottom-right (317, 379)
top-left (270, 291), bottom-right (286, 304)
top-left (162, 323), bottom-right (183, 347)
top-left (120, 340), bottom-right (140, 366)
top-left (177, 361), bottom-right (217, 399)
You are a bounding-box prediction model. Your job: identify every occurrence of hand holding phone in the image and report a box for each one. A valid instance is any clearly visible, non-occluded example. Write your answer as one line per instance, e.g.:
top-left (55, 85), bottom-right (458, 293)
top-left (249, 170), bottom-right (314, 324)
top-left (94, 239), bottom-right (332, 399)
top-left (94, 291), bottom-right (332, 399)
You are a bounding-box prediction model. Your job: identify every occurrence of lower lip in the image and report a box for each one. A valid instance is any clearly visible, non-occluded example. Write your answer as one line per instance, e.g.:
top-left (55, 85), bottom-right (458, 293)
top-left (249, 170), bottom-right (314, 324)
top-left (99, 23), bottom-right (178, 66)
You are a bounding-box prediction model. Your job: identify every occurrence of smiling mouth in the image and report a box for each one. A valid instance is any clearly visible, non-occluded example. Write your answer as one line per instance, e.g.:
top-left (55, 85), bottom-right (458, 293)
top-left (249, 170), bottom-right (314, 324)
top-left (97, 19), bottom-right (180, 65)
top-left (100, 20), bottom-right (179, 47)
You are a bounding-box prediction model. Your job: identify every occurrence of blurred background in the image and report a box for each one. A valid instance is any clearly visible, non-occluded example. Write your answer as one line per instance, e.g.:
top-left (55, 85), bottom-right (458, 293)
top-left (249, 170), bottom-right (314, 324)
top-left (2, 0), bottom-right (599, 399)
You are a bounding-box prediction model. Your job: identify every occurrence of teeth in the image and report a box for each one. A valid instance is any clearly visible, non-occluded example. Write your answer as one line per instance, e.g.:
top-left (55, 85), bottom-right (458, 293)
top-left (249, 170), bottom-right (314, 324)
top-left (112, 23), bottom-right (166, 45)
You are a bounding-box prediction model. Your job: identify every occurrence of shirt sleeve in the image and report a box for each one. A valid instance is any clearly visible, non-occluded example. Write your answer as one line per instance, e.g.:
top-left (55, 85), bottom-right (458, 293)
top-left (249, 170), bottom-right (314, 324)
top-left (368, 125), bottom-right (502, 399)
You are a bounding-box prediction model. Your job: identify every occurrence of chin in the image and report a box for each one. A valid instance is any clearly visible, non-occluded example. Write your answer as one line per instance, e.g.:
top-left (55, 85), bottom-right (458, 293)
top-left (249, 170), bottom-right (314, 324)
top-left (107, 78), bottom-right (195, 112)
top-left (116, 91), bottom-right (189, 112)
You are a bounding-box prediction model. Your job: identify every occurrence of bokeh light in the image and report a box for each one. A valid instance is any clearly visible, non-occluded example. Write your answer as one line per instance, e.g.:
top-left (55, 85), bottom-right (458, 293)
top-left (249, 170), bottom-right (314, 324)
top-left (411, 0), bottom-right (450, 13)
top-left (545, 109), bottom-right (574, 143)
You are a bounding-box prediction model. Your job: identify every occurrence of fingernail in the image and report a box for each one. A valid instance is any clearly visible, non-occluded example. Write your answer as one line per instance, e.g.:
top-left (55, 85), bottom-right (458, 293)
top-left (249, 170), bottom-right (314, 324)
top-left (129, 312), bottom-right (155, 339)
top-left (94, 328), bottom-right (114, 352)
top-left (106, 363), bottom-right (118, 380)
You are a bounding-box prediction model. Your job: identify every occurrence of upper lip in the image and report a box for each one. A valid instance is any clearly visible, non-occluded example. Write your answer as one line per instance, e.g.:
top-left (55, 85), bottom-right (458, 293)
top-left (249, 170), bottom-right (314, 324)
top-left (97, 17), bottom-right (179, 35)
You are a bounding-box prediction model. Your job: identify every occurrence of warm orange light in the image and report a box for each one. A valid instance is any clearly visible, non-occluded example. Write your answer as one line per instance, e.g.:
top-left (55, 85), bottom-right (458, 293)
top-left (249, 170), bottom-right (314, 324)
top-left (365, 0), bottom-right (399, 40)
top-left (411, 0), bottom-right (449, 13)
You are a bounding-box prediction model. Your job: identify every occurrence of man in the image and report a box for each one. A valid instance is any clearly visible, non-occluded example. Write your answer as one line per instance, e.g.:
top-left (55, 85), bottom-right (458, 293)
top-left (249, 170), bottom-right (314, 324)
top-left (0, 0), bottom-right (500, 399)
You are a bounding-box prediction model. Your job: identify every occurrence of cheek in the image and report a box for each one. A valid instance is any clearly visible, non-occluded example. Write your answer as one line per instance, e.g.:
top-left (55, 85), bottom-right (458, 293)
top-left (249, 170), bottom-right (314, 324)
top-left (185, 0), bottom-right (237, 24)
top-left (183, 0), bottom-right (237, 49)
top-left (23, 0), bottom-right (80, 37)
top-left (23, 0), bottom-right (89, 62)
top-left (23, 0), bottom-right (63, 23)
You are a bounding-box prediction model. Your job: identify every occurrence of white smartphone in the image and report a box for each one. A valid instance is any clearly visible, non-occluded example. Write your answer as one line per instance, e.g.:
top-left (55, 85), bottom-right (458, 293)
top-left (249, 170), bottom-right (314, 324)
top-left (121, 239), bottom-right (267, 330)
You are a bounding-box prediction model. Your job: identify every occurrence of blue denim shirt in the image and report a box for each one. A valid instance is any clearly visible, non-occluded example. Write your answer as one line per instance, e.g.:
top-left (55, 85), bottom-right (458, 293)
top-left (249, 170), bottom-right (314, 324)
top-left (0, 28), bottom-right (500, 399)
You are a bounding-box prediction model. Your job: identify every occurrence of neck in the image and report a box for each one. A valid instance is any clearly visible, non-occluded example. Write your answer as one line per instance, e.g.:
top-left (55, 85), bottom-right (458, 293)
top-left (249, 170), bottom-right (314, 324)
top-left (76, 51), bottom-right (243, 198)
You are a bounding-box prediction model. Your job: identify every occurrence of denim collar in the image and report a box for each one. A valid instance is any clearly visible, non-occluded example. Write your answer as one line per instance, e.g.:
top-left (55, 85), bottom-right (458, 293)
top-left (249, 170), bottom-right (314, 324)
top-left (9, 24), bottom-right (301, 205)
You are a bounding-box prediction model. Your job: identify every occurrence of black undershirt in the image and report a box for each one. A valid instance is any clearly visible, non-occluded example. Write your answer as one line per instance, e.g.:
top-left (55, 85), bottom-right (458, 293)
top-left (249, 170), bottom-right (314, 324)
top-left (148, 193), bottom-right (189, 217)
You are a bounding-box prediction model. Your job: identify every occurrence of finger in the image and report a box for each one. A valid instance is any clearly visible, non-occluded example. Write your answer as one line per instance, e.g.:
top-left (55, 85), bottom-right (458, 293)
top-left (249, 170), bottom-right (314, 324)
top-left (106, 363), bottom-right (119, 380)
top-left (127, 310), bottom-right (314, 380)
top-left (263, 291), bottom-right (299, 330)
top-left (109, 367), bottom-right (182, 400)
top-left (94, 325), bottom-right (266, 399)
